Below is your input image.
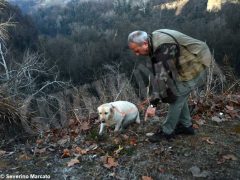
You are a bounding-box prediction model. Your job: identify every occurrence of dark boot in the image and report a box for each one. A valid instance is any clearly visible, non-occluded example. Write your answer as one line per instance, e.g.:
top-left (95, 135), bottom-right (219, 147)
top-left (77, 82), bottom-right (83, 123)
top-left (175, 123), bottom-right (195, 135)
top-left (148, 128), bottom-right (175, 143)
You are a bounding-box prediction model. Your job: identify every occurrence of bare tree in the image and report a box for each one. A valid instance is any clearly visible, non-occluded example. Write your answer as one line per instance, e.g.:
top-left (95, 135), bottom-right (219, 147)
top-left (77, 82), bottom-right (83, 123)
top-left (101, 62), bottom-right (139, 103)
top-left (0, 43), bottom-right (9, 80)
top-left (0, 49), bottom-right (70, 99)
top-left (0, 14), bottom-right (15, 80)
top-left (0, 1), bottom-right (73, 138)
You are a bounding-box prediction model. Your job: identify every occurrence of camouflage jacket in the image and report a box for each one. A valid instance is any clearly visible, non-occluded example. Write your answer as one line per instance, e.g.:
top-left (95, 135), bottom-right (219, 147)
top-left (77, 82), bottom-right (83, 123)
top-left (149, 29), bottom-right (211, 99)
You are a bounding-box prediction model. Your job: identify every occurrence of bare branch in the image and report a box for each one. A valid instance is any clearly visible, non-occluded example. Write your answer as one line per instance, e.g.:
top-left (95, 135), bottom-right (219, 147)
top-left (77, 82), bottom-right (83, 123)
top-left (31, 80), bottom-right (69, 97)
top-left (0, 43), bottom-right (9, 80)
top-left (0, 49), bottom-right (70, 99)
top-left (0, 17), bottom-right (15, 42)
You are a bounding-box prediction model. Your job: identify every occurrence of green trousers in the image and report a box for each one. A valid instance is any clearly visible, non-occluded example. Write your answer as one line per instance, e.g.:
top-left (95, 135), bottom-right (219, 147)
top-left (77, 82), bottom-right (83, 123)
top-left (162, 92), bottom-right (191, 134)
top-left (162, 68), bottom-right (207, 134)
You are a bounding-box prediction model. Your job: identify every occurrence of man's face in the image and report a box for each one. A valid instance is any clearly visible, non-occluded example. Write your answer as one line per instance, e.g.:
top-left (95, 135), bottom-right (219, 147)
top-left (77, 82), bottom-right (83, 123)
top-left (129, 42), bottom-right (149, 56)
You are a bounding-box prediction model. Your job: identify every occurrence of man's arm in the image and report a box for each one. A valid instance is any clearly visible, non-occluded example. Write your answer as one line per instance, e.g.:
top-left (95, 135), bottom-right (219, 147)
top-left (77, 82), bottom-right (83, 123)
top-left (150, 43), bottom-right (179, 105)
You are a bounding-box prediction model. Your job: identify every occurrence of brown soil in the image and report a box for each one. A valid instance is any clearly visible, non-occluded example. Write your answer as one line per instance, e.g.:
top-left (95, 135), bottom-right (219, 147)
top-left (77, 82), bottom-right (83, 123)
top-left (0, 114), bottom-right (239, 180)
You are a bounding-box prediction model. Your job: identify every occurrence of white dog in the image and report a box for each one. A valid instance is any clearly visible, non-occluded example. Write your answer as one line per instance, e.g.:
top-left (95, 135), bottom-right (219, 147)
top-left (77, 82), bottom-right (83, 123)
top-left (97, 101), bottom-right (140, 135)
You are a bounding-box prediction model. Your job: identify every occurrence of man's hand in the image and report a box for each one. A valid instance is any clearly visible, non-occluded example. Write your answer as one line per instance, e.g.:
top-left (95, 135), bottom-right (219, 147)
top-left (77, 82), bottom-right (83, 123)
top-left (145, 105), bottom-right (156, 120)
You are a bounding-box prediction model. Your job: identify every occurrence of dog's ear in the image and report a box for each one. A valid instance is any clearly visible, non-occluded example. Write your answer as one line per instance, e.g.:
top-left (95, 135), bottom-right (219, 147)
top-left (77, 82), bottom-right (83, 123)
top-left (97, 106), bottom-right (104, 114)
top-left (110, 105), bottom-right (114, 114)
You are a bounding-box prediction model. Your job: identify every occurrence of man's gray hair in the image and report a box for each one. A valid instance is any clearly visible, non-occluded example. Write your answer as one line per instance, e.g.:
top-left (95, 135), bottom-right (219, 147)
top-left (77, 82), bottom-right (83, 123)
top-left (128, 31), bottom-right (148, 45)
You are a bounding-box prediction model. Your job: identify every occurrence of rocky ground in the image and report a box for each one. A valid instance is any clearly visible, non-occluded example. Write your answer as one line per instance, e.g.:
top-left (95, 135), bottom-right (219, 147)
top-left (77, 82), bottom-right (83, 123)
top-left (0, 94), bottom-right (240, 180)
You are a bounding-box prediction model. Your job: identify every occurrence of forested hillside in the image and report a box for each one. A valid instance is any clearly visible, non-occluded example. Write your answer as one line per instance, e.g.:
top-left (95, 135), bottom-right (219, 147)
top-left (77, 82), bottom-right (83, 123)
top-left (5, 0), bottom-right (239, 84)
top-left (0, 2), bottom-right (38, 60)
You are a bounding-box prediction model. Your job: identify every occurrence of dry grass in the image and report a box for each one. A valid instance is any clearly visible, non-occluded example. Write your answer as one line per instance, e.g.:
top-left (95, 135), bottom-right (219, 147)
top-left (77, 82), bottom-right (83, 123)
top-left (201, 56), bottom-right (240, 104)
top-left (205, 56), bottom-right (225, 96)
top-left (0, 90), bottom-right (26, 141)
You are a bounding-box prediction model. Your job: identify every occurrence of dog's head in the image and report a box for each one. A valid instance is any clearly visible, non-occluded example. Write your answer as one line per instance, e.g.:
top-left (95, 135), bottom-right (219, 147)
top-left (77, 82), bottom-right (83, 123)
top-left (97, 104), bottom-right (114, 124)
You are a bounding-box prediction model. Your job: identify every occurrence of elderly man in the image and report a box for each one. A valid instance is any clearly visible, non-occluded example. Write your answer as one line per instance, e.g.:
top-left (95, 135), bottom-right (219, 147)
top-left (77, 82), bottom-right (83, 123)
top-left (128, 29), bottom-right (212, 142)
